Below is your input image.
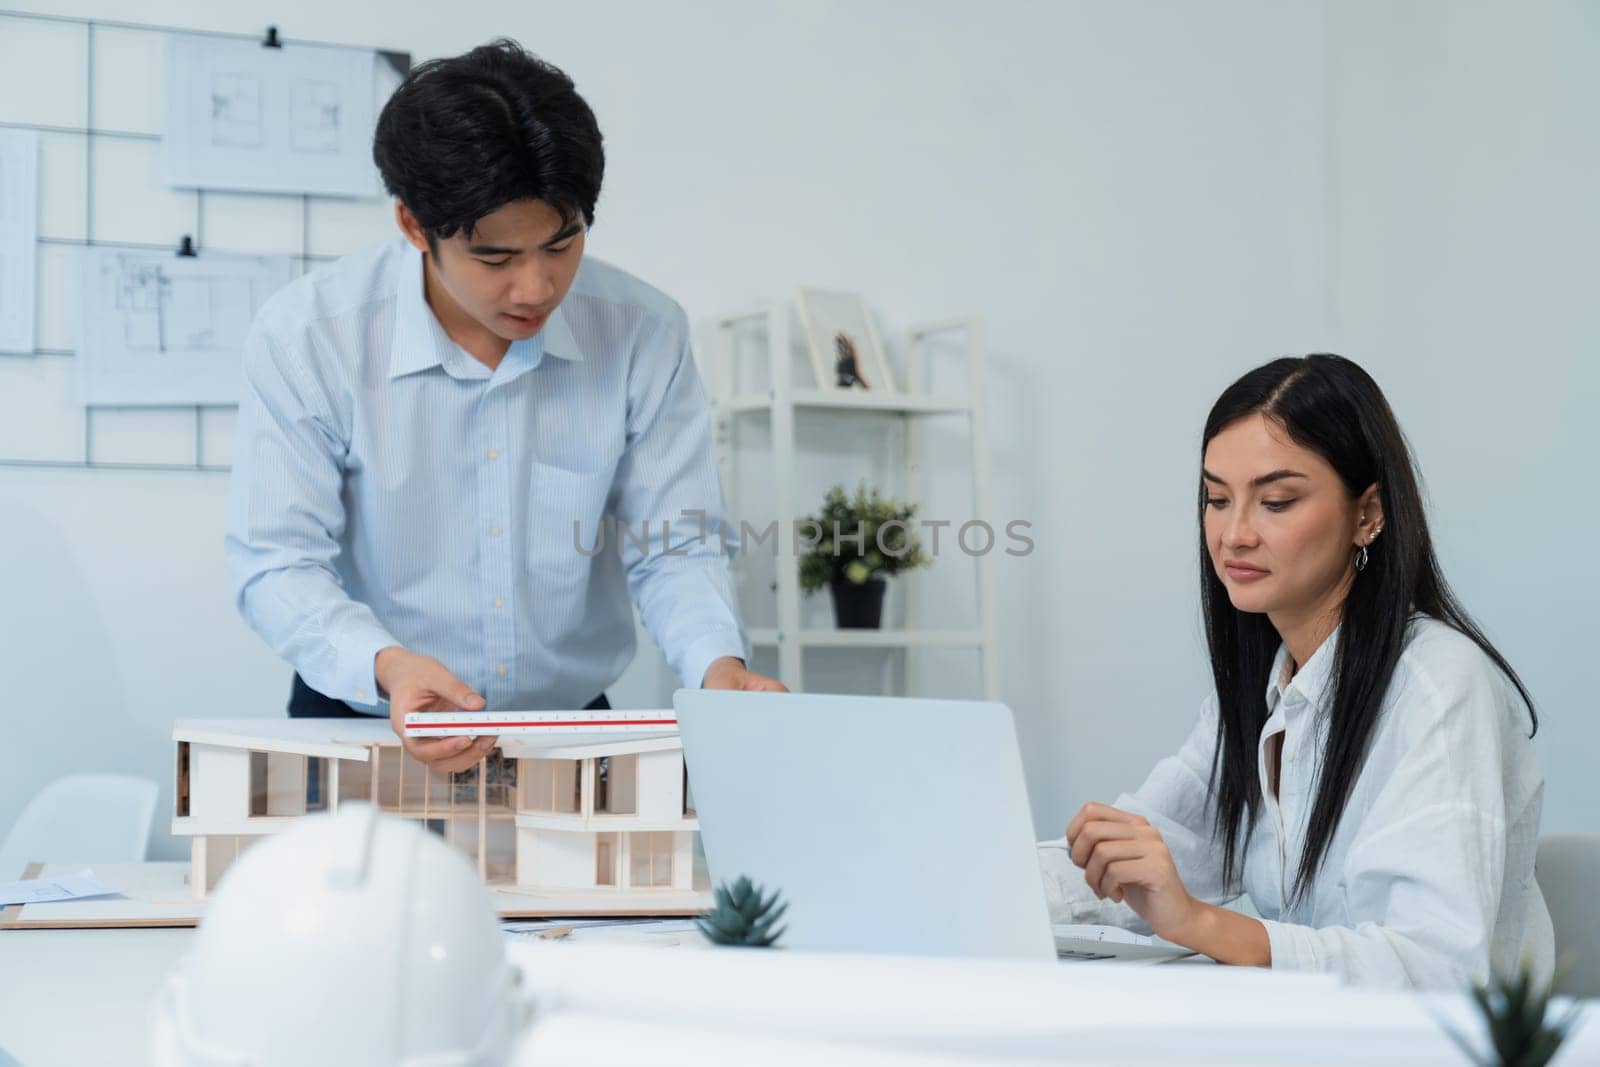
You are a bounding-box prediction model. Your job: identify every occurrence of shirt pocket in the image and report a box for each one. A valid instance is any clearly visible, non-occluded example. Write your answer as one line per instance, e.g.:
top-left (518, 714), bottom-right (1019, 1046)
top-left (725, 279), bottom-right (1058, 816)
top-left (527, 458), bottom-right (617, 586)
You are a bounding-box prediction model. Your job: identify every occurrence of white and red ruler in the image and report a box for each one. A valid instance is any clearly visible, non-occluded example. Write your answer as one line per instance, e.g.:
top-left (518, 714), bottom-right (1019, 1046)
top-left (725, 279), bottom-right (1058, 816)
top-left (402, 708), bottom-right (678, 738)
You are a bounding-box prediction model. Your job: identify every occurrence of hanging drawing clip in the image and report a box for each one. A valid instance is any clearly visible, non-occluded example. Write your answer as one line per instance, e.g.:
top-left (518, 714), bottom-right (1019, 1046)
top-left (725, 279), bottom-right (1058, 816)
top-left (262, 26), bottom-right (282, 49)
top-left (177, 235), bottom-right (197, 257)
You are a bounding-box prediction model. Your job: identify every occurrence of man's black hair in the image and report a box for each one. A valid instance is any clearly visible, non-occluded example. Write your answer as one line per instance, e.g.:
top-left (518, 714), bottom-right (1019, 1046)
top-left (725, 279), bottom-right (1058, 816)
top-left (373, 39), bottom-right (604, 244)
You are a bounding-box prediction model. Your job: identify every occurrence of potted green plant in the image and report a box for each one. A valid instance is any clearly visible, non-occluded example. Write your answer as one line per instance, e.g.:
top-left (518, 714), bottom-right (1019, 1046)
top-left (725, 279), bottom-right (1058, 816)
top-left (696, 875), bottom-right (788, 947)
top-left (798, 484), bottom-right (930, 629)
top-left (1441, 957), bottom-right (1581, 1067)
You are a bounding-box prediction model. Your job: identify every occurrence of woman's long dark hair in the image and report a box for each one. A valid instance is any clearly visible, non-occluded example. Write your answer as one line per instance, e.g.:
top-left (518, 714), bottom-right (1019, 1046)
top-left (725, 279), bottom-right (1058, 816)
top-left (1200, 354), bottom-right (1536, 904)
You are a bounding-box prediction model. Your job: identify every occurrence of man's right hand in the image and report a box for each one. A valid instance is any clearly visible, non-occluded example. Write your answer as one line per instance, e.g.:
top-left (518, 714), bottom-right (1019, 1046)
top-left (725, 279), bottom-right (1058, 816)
top-left (378, 646), bottom-right (497, 774)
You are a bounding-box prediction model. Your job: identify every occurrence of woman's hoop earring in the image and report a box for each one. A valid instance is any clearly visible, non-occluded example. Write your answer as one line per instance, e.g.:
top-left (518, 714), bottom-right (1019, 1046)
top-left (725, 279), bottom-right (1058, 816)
top-left (1355, 544), bottom-right (1370, 572)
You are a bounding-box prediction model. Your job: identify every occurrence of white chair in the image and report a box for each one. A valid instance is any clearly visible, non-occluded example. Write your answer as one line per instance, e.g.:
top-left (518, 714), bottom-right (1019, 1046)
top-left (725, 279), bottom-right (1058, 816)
top-left (0, 774), bottom-right (159, 878)
top-left (1536, 833), bottom-right (1600, 999)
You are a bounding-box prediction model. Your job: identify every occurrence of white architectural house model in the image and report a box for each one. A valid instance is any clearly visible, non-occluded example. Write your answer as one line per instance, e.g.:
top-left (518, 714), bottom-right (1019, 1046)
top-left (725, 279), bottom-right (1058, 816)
top-left (171, 716), bottom-right (710, 916)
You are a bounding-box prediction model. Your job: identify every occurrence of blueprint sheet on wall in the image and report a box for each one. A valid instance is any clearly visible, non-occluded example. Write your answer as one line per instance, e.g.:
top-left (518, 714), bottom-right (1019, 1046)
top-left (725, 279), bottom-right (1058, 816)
top-left (77, 248), bottom-right (294, 406)
top-left (165, 35), bottom-right (381, 198)
top-left (0, 128), bottom-right (39, 354)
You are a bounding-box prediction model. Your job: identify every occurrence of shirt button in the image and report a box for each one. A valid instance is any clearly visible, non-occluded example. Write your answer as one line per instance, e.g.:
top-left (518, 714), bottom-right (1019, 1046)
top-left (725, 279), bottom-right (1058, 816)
top-left (496, 664), bottom-right (508, 677)
top-left (487, 449), bottom-right (500, 460)
top-left (489, 523), bottom-right (503, 537)
top-left (356, 688), bottom-right (369, 701)
top-left (493, 597), bottom-right (505, 608)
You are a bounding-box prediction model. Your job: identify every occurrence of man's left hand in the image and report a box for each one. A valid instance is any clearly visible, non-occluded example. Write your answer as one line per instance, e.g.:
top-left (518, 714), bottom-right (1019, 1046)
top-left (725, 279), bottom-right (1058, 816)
top-left (701, 656), bottom-right (787, 692)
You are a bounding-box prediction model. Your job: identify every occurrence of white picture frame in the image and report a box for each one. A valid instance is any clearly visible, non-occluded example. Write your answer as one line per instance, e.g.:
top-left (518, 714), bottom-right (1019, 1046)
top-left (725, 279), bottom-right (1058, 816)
top-left (794, 286), bottom-right (895, 393)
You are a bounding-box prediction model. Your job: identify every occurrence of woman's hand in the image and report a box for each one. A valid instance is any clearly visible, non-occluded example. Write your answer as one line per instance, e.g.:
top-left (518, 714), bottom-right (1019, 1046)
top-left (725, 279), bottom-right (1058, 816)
top-left (1062, 799), bottom-right (1273, 966)
top-left (1065, 801), bottom-right (1202, 943)
top-left (1064, 801), bottom-right (1272, 966)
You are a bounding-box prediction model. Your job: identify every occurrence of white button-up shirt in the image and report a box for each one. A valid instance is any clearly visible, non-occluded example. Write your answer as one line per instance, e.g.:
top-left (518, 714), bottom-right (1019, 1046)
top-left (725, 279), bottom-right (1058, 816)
top-left (1039, 616), bottom-right (1553, 989)
top-left (225, 239), bottom-right (746, 713)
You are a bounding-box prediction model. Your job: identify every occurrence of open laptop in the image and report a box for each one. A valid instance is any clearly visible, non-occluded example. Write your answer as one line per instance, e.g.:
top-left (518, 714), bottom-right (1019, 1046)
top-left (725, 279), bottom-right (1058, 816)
top-left (673, 690), bottom-right (1192, 963)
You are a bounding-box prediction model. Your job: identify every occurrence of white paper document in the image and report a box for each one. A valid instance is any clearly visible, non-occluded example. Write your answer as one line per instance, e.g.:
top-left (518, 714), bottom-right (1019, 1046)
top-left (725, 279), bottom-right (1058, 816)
top-left (503, 917), bottom-right (706, 948)
top-left (77, 247), bottom-right (294, 406)
top-left (166, 35), bottom-right (381, 197)
top-left (0, 128), bottom-right (39, 354)
top-left (1052, 923), bottom-right (1197, 963)
top-left (0, 869), bottom-right (120, 906)
top-left (1052, 923), bottom-right (1158, 945)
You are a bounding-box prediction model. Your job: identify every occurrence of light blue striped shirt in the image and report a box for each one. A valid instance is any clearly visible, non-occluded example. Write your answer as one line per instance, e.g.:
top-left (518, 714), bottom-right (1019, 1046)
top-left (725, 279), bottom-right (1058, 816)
top-left (225, 238), bottom-right (746, 714)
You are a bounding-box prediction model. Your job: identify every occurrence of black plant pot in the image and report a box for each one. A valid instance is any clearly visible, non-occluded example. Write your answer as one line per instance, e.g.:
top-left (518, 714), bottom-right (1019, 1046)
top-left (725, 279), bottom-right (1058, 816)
top-left (830, 579), bottom-right (887, 629)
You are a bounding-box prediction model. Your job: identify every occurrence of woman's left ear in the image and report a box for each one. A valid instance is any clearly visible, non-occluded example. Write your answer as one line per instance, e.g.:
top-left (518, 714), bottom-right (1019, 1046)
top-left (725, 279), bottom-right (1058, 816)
top-left (1357, 484), bottom-right (1385, 545)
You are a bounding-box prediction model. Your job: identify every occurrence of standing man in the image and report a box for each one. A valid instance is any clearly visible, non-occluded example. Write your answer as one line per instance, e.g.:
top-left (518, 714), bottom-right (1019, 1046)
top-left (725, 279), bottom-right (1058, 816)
top-left (226, 40), bottom-right (783, 775)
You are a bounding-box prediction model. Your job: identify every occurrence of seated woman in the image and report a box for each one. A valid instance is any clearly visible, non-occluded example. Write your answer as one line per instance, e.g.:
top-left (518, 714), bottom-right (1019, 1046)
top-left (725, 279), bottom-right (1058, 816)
top-left (1039, 354), bottom-right (1552, 989)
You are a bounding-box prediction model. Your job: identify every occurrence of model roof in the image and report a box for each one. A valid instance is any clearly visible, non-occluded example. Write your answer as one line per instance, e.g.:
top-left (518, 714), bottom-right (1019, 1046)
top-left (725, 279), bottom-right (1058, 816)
top-left (172, 716), bottom-right (684, 761)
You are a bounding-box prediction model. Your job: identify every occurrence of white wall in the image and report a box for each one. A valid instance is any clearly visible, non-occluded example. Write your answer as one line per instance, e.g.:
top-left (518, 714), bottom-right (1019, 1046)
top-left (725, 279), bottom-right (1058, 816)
top-left (2, 1), bottom-right (1594, 867)
top-left (1325, 0), bottom-right (1600, 834)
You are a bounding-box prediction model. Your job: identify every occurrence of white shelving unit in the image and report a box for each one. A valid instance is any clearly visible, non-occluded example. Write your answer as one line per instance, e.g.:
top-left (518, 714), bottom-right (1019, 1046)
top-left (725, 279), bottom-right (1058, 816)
top-left (711, 303), bottom-right (1000, 699)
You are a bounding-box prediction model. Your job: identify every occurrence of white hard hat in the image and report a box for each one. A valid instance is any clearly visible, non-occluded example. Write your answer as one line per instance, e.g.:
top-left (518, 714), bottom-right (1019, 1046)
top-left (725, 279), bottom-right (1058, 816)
top-left (152, 803), bottom-right (530, 1066)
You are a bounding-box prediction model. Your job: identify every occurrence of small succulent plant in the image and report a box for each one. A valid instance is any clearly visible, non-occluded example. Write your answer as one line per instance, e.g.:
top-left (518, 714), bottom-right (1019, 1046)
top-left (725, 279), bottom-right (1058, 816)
top-left (695, 875), bottom-right (788, 948)
top-left (1443, 959), bottom-right (1581, 1067)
